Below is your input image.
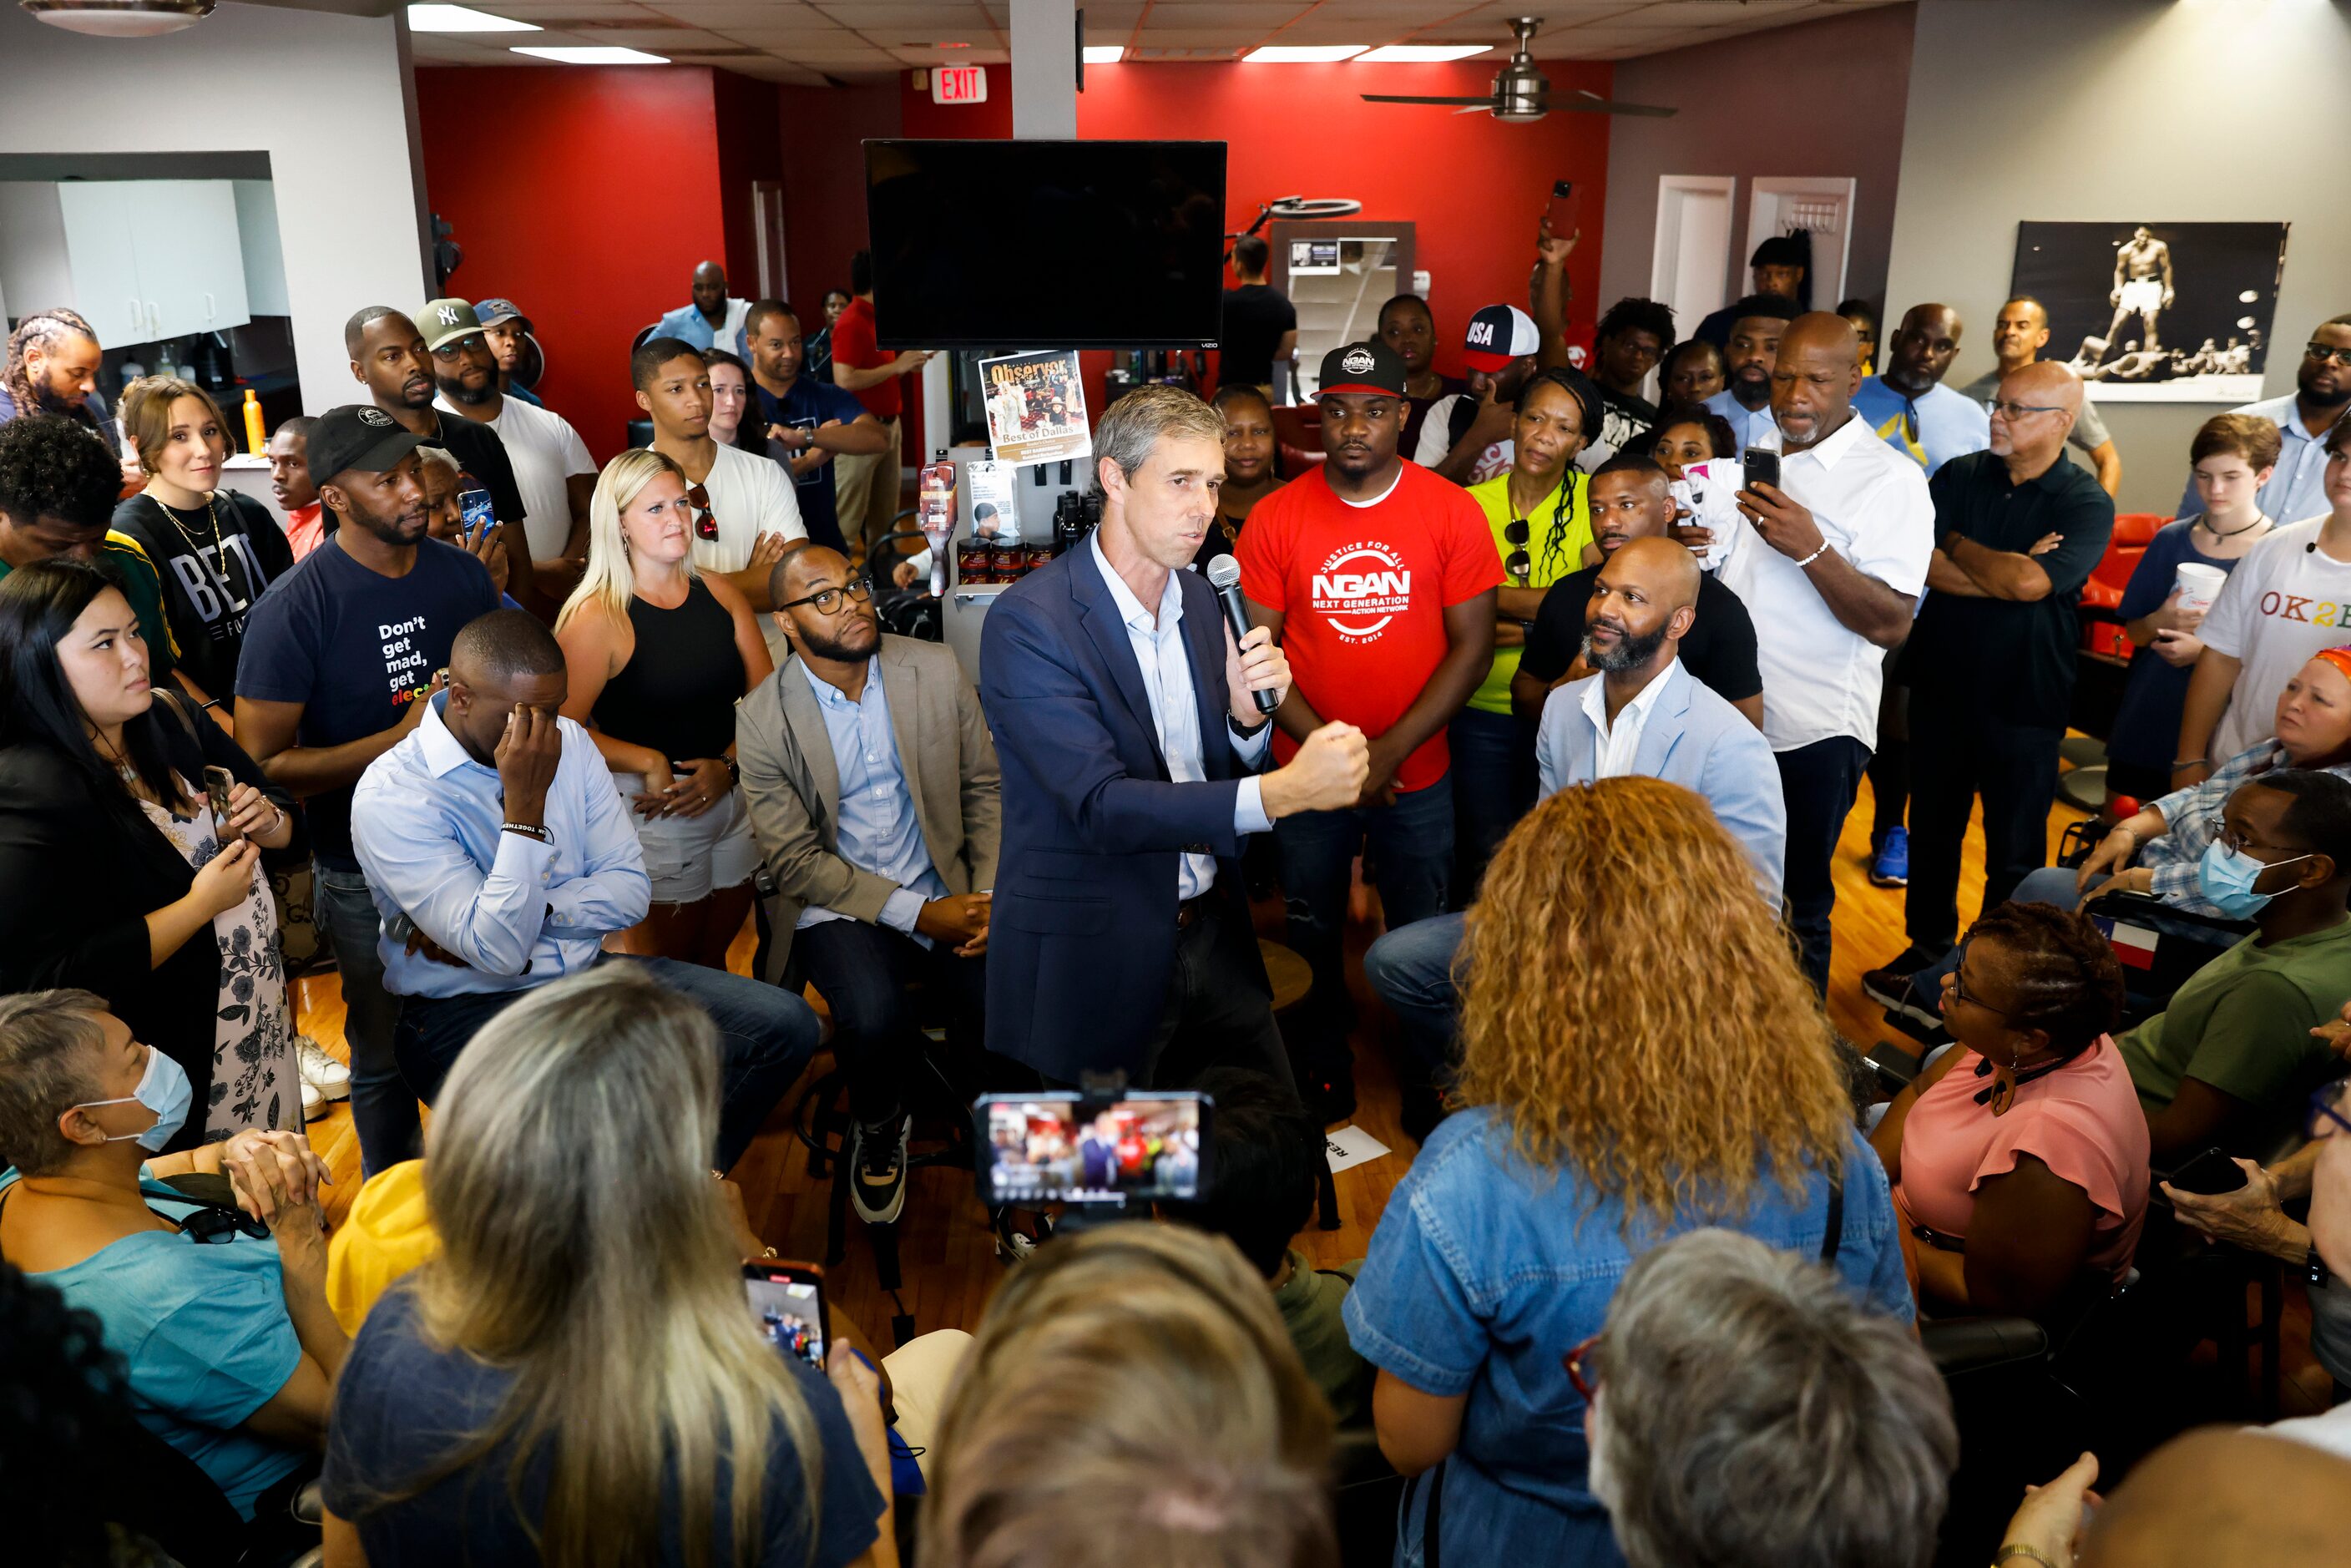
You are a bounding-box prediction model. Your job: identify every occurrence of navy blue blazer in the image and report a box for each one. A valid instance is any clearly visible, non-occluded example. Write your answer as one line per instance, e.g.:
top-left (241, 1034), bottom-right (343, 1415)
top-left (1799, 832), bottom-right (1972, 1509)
top-left (978, 544), bottom-right (1272, 1082)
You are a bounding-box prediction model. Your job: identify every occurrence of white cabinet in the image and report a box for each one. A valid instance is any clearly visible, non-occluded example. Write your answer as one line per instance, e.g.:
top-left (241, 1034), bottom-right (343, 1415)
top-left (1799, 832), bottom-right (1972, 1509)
top-left (0, 180), bottom-right (252, 347)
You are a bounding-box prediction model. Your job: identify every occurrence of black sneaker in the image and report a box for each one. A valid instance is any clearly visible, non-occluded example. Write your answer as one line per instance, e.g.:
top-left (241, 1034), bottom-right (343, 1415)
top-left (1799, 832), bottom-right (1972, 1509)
top-left (1859, 948), bottom-right (1944, 1031)
top-left (849, 1114), bottom-right (911, 1226)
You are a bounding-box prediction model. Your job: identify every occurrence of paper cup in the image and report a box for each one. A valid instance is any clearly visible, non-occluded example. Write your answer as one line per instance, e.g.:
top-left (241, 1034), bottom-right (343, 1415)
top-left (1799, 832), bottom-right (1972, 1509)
top-left (2174, 563), bottom-right (2226, 613)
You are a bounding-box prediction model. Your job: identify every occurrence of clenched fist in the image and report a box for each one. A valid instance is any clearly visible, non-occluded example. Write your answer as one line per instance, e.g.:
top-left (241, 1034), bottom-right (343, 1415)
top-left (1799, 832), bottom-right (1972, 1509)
top-left (1260, 722), bottom-right (1371, 820)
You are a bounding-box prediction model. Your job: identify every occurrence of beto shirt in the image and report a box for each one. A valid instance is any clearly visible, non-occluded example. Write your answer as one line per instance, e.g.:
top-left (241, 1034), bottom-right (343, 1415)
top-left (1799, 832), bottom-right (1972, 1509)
top-left (1236, 462), bottom-right (1503, 792)
top-left (111, 491), bottom-right (294, 704)
top-left (234, 535), bottom-right (499, 871)
top-left (1521, 566), bottom-right (1762, 710)
top-left (1852, 377), bottom-right (1991, 476)
top-left (750, 374), bottom-right (868, 555)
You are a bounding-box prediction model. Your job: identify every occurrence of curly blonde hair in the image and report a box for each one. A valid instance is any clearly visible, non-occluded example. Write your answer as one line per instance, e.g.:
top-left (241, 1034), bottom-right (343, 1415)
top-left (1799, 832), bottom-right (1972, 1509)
top-left (1455, 776), bottom-right (1853, 1226)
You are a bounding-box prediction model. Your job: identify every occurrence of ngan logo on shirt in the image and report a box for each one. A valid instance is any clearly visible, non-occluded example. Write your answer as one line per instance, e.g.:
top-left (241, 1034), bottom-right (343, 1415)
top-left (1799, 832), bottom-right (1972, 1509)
top-left (1312, 543), bottom-right (1413, 641)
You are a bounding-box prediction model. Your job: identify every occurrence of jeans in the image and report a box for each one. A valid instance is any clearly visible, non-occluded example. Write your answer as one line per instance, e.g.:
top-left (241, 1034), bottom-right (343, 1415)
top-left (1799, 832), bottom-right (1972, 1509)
top-left (1906, 707), bottom-right (2064, 954)
top-left (1868, 673), bottom-right (1909, 842)
top-left (1362, 912), bottom-right (1466, 1090)
top-left (391, 953), bottom-right (819, 1173)
top-left (1038, 896), bottom-right (1294, 1094)
top-left (1448, 708), bottom-right (1539, 898)
top-left (796, 918), bottom-right (986, 1125)
top-left (1275, 778), bottom-right (1454, 1054)
top-left (314, 865), bottom-right (412, 1179)
top-left (1775, 736), bottom-right (1872, 994)
top-left (1903, 865), bottom-right (2222, 1009)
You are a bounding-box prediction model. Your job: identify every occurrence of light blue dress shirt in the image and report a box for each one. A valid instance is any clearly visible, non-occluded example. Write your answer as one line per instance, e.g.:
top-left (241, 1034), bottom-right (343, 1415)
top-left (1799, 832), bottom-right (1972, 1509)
top-left (1704, 387), bottom-right (1782, 458)
top-left (1087, 531), bottom-right (1272, 899)
top-left (350, 694), bottom-right (651, 998)
top-left (793, 656), bottom-right (949, 940)
top-left (2176, 391), bottom-right (2337, 524)
top-left (653, 300), bottom-right (750, 359)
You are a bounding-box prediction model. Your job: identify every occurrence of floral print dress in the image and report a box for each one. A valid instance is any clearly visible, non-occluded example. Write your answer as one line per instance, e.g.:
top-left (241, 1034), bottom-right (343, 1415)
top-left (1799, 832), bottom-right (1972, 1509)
top-left (137, 776), bottom-right (296, 1139)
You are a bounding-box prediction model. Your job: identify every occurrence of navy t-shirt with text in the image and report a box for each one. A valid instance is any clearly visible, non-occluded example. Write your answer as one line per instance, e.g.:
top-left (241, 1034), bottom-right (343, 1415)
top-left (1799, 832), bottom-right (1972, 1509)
top-left (751, 376), bottom-right (868, 554)
top-left (235, 535), bottom-right (499, 870)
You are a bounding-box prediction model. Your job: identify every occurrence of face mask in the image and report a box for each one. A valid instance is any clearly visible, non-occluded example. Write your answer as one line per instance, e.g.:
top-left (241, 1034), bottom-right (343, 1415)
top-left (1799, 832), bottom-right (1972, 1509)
top-left (2197, 839), bottom-right (2313, 920)
top-left (74, 1045), bottom-right (192, 1153)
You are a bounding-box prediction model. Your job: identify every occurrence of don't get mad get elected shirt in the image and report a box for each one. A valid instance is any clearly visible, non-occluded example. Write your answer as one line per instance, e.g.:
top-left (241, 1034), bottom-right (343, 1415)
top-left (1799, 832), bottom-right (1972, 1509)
top-left (1237, 462), bottom-right (1503, 793)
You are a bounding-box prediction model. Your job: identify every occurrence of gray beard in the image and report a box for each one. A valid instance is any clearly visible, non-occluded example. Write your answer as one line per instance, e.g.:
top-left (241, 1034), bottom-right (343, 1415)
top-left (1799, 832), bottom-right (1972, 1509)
top-left (1583, 620), bottom-right (1670, 674)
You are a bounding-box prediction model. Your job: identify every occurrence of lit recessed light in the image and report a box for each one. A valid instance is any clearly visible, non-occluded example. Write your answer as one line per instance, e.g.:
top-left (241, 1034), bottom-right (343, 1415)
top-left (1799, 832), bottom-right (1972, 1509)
top-left (934, 39), bottom-right (970, 48)
top-left (1082, 44), bottom-right (1124, 64)
top-left (511, 44), bottom-right (668, 63)
top-left (1357, 44), bottom-right (1490, 63)
top-left (407, 3), bottom-right (537, 30)
top-left (1243, 44), bottom-right (1368, 63)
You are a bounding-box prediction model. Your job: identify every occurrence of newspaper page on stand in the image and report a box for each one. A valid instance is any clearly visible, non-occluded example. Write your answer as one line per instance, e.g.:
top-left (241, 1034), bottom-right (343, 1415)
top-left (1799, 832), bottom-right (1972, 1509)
top-left (981, 348), bottom-right (1092, 466)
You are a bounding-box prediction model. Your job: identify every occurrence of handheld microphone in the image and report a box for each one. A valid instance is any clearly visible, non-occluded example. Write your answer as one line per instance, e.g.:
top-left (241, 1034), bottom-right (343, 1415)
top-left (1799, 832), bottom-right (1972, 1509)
top-left (1206, 554), bottom-right (1279, 715)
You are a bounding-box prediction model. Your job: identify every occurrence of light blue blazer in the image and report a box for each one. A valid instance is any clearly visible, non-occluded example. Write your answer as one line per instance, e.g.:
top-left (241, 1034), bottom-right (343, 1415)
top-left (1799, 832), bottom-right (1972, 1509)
top-left (1536, 659), bottom-right (1787, 903)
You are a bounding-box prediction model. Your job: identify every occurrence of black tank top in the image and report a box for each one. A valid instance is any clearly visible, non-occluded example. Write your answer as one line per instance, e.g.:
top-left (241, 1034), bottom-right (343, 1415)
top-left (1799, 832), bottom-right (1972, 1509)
top-left (590, 579), bottom-right (745, 763)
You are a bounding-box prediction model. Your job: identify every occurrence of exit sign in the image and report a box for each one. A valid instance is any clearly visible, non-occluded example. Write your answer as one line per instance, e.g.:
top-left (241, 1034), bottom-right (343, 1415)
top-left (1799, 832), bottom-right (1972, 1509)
top-left (932, 63), bottom-right (988, 104)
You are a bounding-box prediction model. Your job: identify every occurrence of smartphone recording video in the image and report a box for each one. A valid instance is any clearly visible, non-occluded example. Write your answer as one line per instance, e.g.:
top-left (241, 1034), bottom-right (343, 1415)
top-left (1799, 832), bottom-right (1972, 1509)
top-left (976, 1092), bottom-right (1209, 1207)
top-left (741, 1262), bottom-right (827, 1371)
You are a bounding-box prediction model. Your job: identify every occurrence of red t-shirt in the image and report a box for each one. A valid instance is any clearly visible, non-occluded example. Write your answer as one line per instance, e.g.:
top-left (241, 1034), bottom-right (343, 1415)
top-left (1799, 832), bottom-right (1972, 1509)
top-left (1238, 462), bottom-right (1502, 792)
top-left (830, 296), bottom-right (897, 421)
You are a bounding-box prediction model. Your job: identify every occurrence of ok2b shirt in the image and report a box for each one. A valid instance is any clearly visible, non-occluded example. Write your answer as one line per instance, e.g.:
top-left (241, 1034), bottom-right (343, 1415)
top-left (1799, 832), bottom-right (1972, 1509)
top-left (1236, 463), bottom-right (1503, 793)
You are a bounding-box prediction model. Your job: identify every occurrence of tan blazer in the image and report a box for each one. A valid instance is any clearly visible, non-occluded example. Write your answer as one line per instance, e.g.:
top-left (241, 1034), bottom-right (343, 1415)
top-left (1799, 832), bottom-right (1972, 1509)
top-left (736, 633), bottom-right (1001, 981)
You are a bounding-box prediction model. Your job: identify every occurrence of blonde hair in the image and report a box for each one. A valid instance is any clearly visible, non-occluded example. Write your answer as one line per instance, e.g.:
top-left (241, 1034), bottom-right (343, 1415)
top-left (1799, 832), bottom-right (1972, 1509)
top-left (1455, 777), bottom-right (1854, 1225)
top-left (119, 376), bottom-right (226, 476)
top-left (391, 966), bottom-right (822, 1568)
top-left (556, 447), bottom-right (693, 632)
top-left (920, 1223), bottom-right (1337, 1568)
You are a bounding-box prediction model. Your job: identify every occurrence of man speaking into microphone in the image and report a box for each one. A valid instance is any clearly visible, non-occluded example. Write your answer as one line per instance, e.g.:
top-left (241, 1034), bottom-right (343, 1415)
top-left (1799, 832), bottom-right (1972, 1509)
top-left (981, 385), bottom-right (1369, 1092)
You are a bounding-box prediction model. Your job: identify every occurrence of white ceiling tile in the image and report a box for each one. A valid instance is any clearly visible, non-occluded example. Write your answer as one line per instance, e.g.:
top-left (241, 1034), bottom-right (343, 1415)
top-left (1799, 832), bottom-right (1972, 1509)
top-left (645, 3), bottom-right (819, 22)
top-left (717, 24), bottom-right (862, 43)
top-left (473, 3), bottom-right (664, 15)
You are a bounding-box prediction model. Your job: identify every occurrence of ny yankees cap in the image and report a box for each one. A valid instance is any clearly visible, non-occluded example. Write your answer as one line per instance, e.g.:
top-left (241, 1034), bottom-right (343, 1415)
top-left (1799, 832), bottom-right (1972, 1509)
top-left (419, 298), bottom-right (485, 352)
top-left (1317, 340), bottom-right (1408, 399)
top-left (1462, 305), bottom-right (1540, 374)
top-left (471, 296), bottom-right (530, 332)
top-left (307, 404), bottom-right (422, 486)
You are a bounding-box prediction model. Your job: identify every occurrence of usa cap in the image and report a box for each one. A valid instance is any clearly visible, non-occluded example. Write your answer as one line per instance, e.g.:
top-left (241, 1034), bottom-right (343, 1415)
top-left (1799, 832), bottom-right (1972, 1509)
top-left (1316, 340), bottom-right (1407, 399)
top-left (306, 404), bottom-right (422, 488)
top-left (1462, 305), bottom-right (1540, 374)
top-left (419, 298), bottom-right (485, 353)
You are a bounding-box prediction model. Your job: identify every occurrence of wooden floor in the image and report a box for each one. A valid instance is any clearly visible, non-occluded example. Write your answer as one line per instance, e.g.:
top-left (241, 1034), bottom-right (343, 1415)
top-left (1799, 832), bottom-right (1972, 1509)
top-left (290, 769), bottom-right (2332, 1410)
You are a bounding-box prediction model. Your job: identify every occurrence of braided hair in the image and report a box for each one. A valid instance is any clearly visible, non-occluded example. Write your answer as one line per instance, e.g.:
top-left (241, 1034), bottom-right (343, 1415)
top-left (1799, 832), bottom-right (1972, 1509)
top-left (2, 309), bottom-right (101, 429)
top-left (1512, 367), bottom-right (1593, 578)
top-left (1964, 903), bottom-right (2125, 1061)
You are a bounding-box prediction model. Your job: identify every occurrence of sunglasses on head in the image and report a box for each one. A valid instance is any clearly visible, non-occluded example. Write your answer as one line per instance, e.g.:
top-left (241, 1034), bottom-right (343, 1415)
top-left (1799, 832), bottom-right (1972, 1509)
top-left (686, 482), bottom-right (718, 544)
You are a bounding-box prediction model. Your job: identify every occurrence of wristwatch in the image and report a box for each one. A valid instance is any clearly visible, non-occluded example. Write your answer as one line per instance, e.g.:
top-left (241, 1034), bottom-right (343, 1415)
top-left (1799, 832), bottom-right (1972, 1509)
top-left (1229, 713), bottom-right (1270, 740)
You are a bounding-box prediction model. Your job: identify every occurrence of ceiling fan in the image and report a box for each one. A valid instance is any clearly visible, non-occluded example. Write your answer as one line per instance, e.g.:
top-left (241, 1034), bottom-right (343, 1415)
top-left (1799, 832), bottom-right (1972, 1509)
top-left (21, 0), bottom-right (394, 40)
top-left (1361, 16), bottom-right (1676, 122)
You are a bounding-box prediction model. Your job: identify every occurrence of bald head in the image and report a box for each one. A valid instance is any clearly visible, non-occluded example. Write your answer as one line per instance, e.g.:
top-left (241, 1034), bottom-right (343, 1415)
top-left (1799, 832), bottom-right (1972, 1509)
top-left (1989, 360), bottom-right (2082, 464)
top-left (1887, 304), bottom-right (1964, 392)
top-left (1610, 536), bottom-right (1701, 613)
top-left (690, 260), bottom-right (728, 318)
top-left (1586, 535), bottom-right (1701, 675)
top-left (1770, 313), bottom-right (1863, 450)
top-left (2083, 1428), bottom-right (2351, 1568)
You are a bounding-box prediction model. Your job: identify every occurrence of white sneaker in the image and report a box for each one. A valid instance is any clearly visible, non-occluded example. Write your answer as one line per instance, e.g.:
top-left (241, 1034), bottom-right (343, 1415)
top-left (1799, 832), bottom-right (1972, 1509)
top-left (301, 1077), bottom-right (326, 1122)
top-left (296, 1035), bottom-right (350, 1101)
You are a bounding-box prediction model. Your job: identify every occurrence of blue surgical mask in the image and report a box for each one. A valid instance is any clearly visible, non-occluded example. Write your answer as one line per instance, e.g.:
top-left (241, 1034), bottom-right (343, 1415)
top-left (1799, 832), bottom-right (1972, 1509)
top-left (2197, 839), bottom-right (2313, 921)
top-left (74, 1045), bottom-right (193, 1153)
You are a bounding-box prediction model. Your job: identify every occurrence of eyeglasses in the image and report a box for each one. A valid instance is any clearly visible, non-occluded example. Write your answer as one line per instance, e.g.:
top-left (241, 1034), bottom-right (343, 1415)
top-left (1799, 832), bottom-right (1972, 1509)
top-left (2304, 342), bottom-right (2351, 367)
top-left (686, 482), bottom-right (718, 544)
top-left (779, 579), bottom-right (873, 616)
top-left (149, 1201), bottom-right (270, 1244)
top-left (1985, 399), bottom-right (2065, 421)
top-left (1503, 518), bottom-right (1531, 583)
top-left (1563, 1333), bottom-right (1604, 1402)
top-left (2307, 1078), bottom-right (2351, 1140)
top-left (1947, 938), bottom-right (2011, 1017)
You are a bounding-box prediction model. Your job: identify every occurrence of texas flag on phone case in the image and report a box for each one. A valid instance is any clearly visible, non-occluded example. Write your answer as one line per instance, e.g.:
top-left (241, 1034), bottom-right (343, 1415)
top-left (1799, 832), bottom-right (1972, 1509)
top-left (2092, 914), bottom-right (2160, 971)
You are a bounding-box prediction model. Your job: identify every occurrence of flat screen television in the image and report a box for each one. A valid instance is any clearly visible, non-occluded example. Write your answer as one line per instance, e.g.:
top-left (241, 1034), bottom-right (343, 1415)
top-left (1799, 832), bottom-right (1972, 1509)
top-left (863, 139), bottom-right (1227, 350)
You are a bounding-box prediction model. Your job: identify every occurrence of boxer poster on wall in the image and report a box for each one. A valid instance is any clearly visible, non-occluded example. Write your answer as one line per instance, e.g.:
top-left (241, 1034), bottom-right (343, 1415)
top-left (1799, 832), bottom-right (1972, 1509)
top-left (2009, 220), bottom-right (2289, 402)
top-left (981, 348), bottom-right (1092, 466)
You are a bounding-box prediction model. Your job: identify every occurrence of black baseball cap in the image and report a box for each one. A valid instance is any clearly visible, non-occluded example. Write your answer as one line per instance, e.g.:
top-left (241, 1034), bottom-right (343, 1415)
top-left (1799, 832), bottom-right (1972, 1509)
top-left (306, 404), bottom-right (422, 486)
top-left (1317, 340), bottom-right (1407, 399)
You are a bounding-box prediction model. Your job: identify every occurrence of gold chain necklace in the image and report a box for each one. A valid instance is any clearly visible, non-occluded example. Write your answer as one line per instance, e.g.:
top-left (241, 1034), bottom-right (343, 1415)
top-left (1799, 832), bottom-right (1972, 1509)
top-left (152, 491), bottom-right (225, 565)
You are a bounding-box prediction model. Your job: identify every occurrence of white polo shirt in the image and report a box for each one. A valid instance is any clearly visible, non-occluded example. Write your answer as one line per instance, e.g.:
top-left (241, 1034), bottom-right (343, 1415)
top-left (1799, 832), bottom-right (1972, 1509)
top-left (1715, 409), bottom-right (1934, 754)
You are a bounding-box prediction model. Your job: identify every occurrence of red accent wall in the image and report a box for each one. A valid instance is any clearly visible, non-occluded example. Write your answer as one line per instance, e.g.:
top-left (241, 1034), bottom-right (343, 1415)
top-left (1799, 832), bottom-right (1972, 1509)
top-left (714, 69), bottom-right (783, 296)
top-left (777, 80), bottom-right (902, 315)
top-left (1074, 60), bottom-right (1615, 384)
top-left (900, 63), bottom-right (1014, 140)
top-left (415, 65), bottom-right (727, 460)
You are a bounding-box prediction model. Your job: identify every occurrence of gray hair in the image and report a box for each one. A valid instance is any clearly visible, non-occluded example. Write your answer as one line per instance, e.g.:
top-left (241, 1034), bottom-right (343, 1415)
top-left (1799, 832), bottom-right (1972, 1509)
top-left (415, 443), bottom-right (460, 480)
top-left (1589, 1229), bottom-right (1954, 1568)
top-left (0, 989), bottom-right (113, 1176)
top-left (1091, 383), bottom-right (1225, 495)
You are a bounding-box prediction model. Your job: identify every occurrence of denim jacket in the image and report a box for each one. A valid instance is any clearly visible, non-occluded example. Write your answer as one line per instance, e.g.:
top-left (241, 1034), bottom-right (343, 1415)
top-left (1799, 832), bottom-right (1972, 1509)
top-left (1342, 1107), bottom-right (1910, 1565)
